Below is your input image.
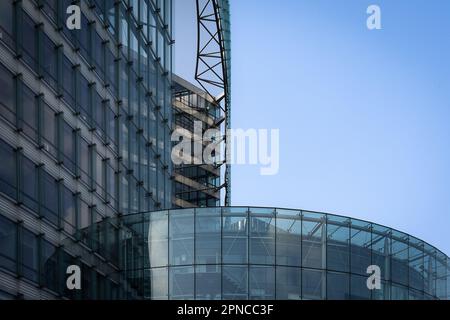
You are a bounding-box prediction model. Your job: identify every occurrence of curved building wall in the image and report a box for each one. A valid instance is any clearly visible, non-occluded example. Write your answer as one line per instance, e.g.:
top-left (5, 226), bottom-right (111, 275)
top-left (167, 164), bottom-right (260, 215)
top-left (120, 207), bottom-right (450, 300)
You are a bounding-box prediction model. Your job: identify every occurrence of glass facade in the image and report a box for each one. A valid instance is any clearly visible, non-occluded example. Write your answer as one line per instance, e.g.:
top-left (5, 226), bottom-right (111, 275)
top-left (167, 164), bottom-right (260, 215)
top-left (0, 0), bottom-right (172, 299)
top-left (120, 207), bottom-right (449, 300)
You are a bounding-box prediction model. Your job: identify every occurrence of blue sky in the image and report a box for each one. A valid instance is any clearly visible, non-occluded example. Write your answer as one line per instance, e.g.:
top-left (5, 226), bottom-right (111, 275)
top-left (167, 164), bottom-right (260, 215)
top-left (174, 0), bottom-right (450, 255)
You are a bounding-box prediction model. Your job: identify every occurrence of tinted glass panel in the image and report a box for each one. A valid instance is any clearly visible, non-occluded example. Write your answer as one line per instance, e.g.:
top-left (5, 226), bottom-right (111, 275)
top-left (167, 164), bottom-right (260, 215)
top-left (22, 229), bottom-right (38, 282)
top-left (276, 266), bottom-right (301, 300)
top-left (223, 266), bottom-right (248, 300)
top-left (302, 212), bottom-right (325, 269)
top-left (0, 64), bottom-right (15, 123)
top-left (169, 210), bottom-right (194, 266)
top-left (0, 139), bottom-right (16, 199)
top-left (0, 215), bottom-right (16, 273)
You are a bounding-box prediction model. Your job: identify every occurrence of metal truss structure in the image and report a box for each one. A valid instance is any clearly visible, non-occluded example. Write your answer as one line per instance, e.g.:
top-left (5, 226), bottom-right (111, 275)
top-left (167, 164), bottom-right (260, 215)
top-left (195, 0), bottom-right (232, 206)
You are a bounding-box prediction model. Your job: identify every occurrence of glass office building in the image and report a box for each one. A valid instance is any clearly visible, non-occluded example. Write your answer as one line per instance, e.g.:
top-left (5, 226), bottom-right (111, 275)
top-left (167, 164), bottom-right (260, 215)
top-left (0, 0), bottom-right (173, 299)
top-left (1, 0), bottom-right (449, 301)
top-left (122, 207), bottom-right (449, 300)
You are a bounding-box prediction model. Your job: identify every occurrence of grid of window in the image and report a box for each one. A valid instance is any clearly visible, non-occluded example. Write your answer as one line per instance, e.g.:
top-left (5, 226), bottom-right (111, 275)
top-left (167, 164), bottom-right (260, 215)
top-left (0, 0), bottom-right (172, 299)
top-left (121, 207), bottom-right (449, 300)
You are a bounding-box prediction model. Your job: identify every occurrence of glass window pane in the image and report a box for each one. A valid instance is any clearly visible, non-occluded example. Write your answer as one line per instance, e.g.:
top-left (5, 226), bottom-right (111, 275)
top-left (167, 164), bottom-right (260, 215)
top-left (149, 267), bottom-right (168, 300)
top-left (169, 266), bottom-right (194, 300)
top-left (41, 240), bottom-right (58, 292)
top-left (372, 224), bottom-right (391, 281)
top-left (42, 34), bottom-right (57, 88)
top-left (22, 12), bottom-right (37, 71)
top-left (391, 283), bottom-right (408, 300)
top-left (0, 139), bottom-right (16, 199)
top-left (42, 103), bottom-right (57, 157)
top-left (223, 266), bottom-right (248, 300)
top-left (0, 0), bottom-right (13, 47)
top-left (276, 266), bottom-right (301, 300)
top-left (408, 237), bottom-right (424, 291)
top-left (22, 84), bottom-right (38, 141)
top-left (22, 229), bottom-right (38, 282)
top-left (0, 215), bottom-right (17, 273)
top-left (350, 220), bottom-right (372, 275)
top-left (223, 209), bottom-right (248, 264)
top-left (302, 268), bottom-right (325, 300)
top-left (249, 266), bottom-right (275, 300)
top-left (250, 209), bottom-right (275, 265)
top-left (302, 212), bottom-right (325, 269)
top-left (195, 208), bottom-right (221, 265)
top-left (276, 210), bottom-right (301, 266)
top-left (22, 157), bottom-right (38, 212)
top-left (63, 186), bottom-right (76, 235)
top-left (63, 121), bottom-right (76, 173)
top-left (149, 211), bottom-right (168, 267)
top-left (195, 265), bottom-right (221, 300)
top-left (327, 271), bottom-right (349, 300)
top-left (0, 64), bottom-right (15, 124)
top-left (327, 216), bottom-right (350, 272)
top-left (391, 230), bottom-right (409, 286)
top-left (169, 209), bottom-right (194, 266)
top-left (350, 274), bottom-right (371, 300)
top-left (41, 171), bottom-right (59, 225)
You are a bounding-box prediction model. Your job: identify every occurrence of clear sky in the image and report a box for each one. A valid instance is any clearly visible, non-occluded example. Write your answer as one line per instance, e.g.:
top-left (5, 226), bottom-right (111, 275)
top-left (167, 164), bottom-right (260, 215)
top-left (174, 0), bottom-right (450, 255)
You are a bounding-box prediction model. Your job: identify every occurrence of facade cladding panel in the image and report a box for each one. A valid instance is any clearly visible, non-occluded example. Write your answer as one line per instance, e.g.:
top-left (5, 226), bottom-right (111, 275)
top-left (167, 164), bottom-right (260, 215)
top-left (0, 0), bottom-right (173, 299)
top-left (127, 207), bottom-right (449, 300)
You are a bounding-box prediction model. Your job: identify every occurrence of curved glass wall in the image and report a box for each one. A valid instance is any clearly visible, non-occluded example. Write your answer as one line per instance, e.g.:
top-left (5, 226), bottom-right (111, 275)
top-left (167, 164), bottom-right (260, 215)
top-left (120, 207), bottom-right (450, 300)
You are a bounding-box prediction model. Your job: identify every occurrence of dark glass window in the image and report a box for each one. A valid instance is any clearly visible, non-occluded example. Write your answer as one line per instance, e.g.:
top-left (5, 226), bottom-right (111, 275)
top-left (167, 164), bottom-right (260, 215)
top-left (42, 103), bottom-right (57, 157)
top-left (0, 0), bottom-right (14, 47)
top-left (62, 186), bottom-right (76, 235)
top-left (0, 64), bottom-right (15, 124)
top-left (106, 103), bottom-right (117, 148)
top-left (62, 121), bottom-right (76, 174)
top-left (22, 229), bottom-right (38, 282)
top-left (41, 171), bottom-right (59, 226)
top-left (93, 92), bottom-right (104, 134)
top-left (42, 34), bottom-right (57, 89)
top-left (78, 75), bottom-right (90, 123)
top-left (22, 84), bottom-right (38, 141)
top-left (327, 271), bottom-right (350, 300)
top-left (62, 56), bottom-right (75, 108)
top-left (22, 12), bottom-right (38, 72)
top-left (21, 156), bottom-right (39, 212)
top-left (0, 139), bottom-right (16, 199)
top-left (0, 215), bottom-right (17, 273)
top-left (350, 274), bottom-right (371, 300)
top-left (78, 199), bottom-right (90, 245)
top-left (93, 31), bottom-right (104, 74)
top-left (78, 14), bottom-right (90, 61)
top-left (106, 47), bottom-right (116, 91)
top-left (41, 240), bottom-right (58, 292)
top-left (95, 151), bottom-right (105, 198)
top-left (79, 138), bottom-right (90, 185)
